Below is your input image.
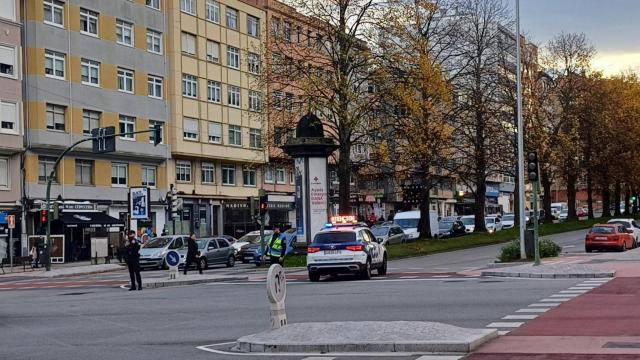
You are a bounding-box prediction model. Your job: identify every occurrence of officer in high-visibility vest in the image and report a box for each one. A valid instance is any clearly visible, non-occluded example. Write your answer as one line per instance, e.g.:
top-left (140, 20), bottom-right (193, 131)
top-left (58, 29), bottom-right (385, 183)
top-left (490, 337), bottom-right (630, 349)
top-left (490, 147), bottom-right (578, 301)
top-left (267, 226), bottom-right (286, 266)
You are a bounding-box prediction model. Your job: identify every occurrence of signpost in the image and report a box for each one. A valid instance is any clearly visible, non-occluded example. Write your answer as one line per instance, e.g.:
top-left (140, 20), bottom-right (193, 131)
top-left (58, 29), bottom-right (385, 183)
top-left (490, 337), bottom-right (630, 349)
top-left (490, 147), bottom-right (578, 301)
top-left (7, 215), bottom-right (14, 271)
top-left (165, 250), bottom-right (180, 279)
top-left (266, 264), bottom-right (287, 329)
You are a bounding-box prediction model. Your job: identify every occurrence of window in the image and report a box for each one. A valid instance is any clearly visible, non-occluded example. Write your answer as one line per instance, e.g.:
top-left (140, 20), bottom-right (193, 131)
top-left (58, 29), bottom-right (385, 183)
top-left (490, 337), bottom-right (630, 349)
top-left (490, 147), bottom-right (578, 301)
top-left (45, 50), bottom-right (65, 79)
top-left (285, 92), bottom-right (294, 112)
top-left (243, 168), bottom-right (256, 187)
top-left (222, 164), bottom-right (235, 185)
top-left (307, 30), bottom-right (313, 46)
top-left (247, 15), bottom-right (260, 37)
top-left (273, 91), bottom-right (283, 110)
top-left (182, 74), bottom-right (198, 98)
top-left (0, 45), bottom-right (15, 77)
top-left (247, 52), bottom-right (260, 74)
top-left (206, 40), bottom-right (220, 62)
top-left (38, 156), bottom-right (57, 183)
top-left (208, 122), bottom-right (222, 143)
top-left (149, 120), bottom-right (163, 144)
top-left (181, 32), bottom-right (196, 55)
top-left (176, 161), bottom-right (191, 182)
top-left (46, 103), bottom-right (65, 131)
top-left (276, 168), bottom-right (286, 184)
top-left (117, 68), bottom-right (134, 93)
top-left (148, 75), bottom-right (163, 99)
top-left (226, 7), bottom-right (238, 30)
top-left (181, 0), bottom-right (195, 15)
top-left (272, 18), bottom-right (280, 37)
top-left (119, 115), bottom-right (135, 139)
top-left (0, 157), bottom-right (7, 189)
top-left (206, 0), bottom-right (220, 23)
top-left (80, 59), bottom-right (100, 86)
top-left (0, 101), bottom-right (17, 134)
top-left (146, 0), bottom-right (160, 10)
top-left (289, 169), bottom-right (295, 184)
top-left (284, 21), bottom-right (291, 42)
top-left (75, 160), bottom-right (94, 185)
top-left (141, 165), bottom-right (156, 187)
top-left (248, 91), bottom-right (261, 112)
top-left (227, 86), bottom-right (240, 107)
top-left (0, 0), bottom-right (15, 21)
top-left (147, 29), bottom-right (162, 54)
top-left (227, 46), bottom-right (239, 69)
top-left (296, 26), bottom-right (301, 43)
top-left (207, 80), bottom-right (221, 103)
top-left (111, 163), bottom-right (128, 186)
top-left (82, 110), bottom-right (100, 135)
top-left (249, 128), bottom-right (261, 148)
top-left (264, 166), bottom-right (273, 183)
top-left (116, 20), bottom-right (133, 46)
top-left (80, 8), bottom-right (98, 36)
top-left (353, 144), bottom-right (364, 155)
top-left (44, 0), bottom-right (64, 26)
top-left (202, 162), bottom-right (215, 183)
top-left (228, 125), bottom-right (241, 146)
top-left (183, 118), bottom-right (198, 140)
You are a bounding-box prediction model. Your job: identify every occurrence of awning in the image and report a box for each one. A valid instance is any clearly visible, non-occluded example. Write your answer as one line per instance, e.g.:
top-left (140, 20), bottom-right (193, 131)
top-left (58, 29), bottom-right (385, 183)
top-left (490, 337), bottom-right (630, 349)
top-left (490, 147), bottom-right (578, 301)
top-left (59, 212), bottom-right (125, 228)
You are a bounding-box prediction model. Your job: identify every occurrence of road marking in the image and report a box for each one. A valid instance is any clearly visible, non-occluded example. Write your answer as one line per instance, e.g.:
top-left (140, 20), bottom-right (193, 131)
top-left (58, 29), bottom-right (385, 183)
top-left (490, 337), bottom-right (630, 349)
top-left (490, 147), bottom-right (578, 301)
top-left (497, 331), bottom-right (510, 336)
top-left (559, 289), bottom-right (589, 294)
top-left (487, 322), bottom-right (524, 328)
top-left (432, 275), bottom-right (451, 278)
top-left (502, 314), bottom-right (538, 320)
top-left (399, 276), bottom-right (419, 279)
top-left (550, 293), bottom-right (579, 298)
top-left (570, 286), bottom-right (597, 289)
top-left (415, 356), bottom-right (463, 360)
top-left (584, 279), bottom-right (609, 283)
top-left (516, 308), bottom-right (549, 313)
top-left (562, 245), bottom-right (575, 248)
top-left (301, 357), bottom-right (336, 360)
top-left (540, 298), bottom-right (570, 302)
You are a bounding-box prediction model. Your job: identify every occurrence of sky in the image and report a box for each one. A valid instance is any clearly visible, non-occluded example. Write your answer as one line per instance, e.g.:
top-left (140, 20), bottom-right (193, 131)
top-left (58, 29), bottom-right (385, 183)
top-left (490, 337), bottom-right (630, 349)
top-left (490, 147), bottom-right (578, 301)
top-left (519, 0), bottom-right (640, 76)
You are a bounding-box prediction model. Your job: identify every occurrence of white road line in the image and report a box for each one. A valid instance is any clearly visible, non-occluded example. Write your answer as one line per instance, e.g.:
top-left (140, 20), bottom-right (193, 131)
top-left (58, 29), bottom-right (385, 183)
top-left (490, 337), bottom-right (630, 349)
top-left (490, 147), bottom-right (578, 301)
top-left (432, 275), bottom-right (451, 278)
top-left (516, 308), bottom-right (549, 313)
top-left (497, 331), bottom-right (510, 336)
top-left (571, 286), bottom-right (597, 289)
top-left (584, 279), bottom-right (609, 283)
top-left (540, 298), bottom-right (570, 302)
top-left (529, 302), bottom-right (561, 307)
top-left (550, 293), bottom-right (579, 298)
top-left (301, 357), bottom-right (336, 360)
top-left (399, 276), bottom-right (419, 279)
top-left (415, 356), bottom-right (463, 360)
top-left (502, 314), bottom-right (538, 320)
top-left (559, 290), bottom-right (589, 294)
top-left (486, 322), bottom-right (524, 328)
top-left (562, 245), bottom-right (576, 248)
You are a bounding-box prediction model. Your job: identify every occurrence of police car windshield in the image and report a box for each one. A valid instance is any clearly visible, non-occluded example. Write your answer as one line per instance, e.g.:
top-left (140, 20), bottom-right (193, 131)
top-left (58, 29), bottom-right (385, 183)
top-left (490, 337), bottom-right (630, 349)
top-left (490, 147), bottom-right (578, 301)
top-left (395, 219), bottom-right (418, 229)
top-left (143, 237), bottom-right (171, 248)
top-left (371, 227), bottom-right (389, 236)
top-left (313, 232), bottom-right (356, 244)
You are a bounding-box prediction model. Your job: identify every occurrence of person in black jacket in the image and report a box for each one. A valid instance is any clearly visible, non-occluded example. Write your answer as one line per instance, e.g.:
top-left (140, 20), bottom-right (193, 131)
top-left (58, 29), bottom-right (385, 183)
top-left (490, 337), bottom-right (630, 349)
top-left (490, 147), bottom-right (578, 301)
top-left (125, 230), bottom-right (142, 291)
top-left (184, 233), bottom-right (202, 275)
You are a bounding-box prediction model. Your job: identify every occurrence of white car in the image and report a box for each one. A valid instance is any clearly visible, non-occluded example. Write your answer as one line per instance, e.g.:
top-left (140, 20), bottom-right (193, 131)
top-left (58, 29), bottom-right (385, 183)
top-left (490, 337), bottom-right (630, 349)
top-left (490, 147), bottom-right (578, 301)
top-left (460, 215), bottom-right (475, 233)
top-left (485, 217), bottom-right (502, 233)
top-left (501, 214), bottom-right (515, 229)
top-left (607, 218), bottom-right (640, 247)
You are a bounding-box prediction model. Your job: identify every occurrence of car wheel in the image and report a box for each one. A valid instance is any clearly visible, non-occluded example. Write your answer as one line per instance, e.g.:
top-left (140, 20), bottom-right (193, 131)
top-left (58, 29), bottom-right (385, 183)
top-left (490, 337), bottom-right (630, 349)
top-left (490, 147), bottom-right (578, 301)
top-left (226, 255), bottom-right (235, 267)
top-left (377, 255), bottom-right (387, 276)
top-left (200, 257), bottom-right (208, 270)
top-left (621, 242), bottom-right (627, 252)
top-left (401, 238), bottom-right (406, 244)
top-left (360, 259), bottom-right (371, 280)
top-left (309, 272), bottom-right (320, 282)
top-left (585, 246), bottom-right (592, 253)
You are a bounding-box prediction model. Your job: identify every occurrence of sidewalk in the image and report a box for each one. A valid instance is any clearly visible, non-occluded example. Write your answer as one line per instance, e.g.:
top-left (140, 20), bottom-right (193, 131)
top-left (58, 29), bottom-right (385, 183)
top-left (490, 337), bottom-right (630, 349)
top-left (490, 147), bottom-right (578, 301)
top-left (467, 249), bottom-right (640, 359)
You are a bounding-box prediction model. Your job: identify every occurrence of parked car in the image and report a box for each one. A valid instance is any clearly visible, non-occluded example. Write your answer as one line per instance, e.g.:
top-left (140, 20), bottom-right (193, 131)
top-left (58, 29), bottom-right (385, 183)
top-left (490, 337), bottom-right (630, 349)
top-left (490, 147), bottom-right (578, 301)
top-left (436, 220), bottom-right (466, 238)
top-left (236, 230), bottom-right (274, 261)
top-left (178, 237), bottom-right (236, 270)
top-left (558, 210), bottom-right (568, 221)
top-left (139, 235), bottom-right (188, 270)
top-left (393, 210), bottom-right (439, 239)
top-left (576, 208), bottom-right (587, 217)
top-left (371, 225), bottom-right (406, 245)
top-left (460, 215), bottom-right (475, 233)
top-left (501, 213), bottom-right (515, 229)
top-left (485, 217), bottom-right (502, 233)
top-left (607, 218), bottom-right (640, 247)
top-left (585, 224), bottom-right (634, 252)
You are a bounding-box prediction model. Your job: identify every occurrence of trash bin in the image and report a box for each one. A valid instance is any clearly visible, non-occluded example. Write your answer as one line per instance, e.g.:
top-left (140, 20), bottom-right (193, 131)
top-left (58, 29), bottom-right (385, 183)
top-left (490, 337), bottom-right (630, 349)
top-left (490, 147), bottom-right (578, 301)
top-left (524, 229), bottom-right (535, 258)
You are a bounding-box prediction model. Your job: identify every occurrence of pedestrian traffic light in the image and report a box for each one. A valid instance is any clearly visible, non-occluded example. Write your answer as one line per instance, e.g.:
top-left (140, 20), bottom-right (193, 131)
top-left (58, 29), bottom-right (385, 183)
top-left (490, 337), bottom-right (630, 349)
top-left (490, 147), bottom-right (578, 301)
top-left (152, 124), bottom-right (162, 146)
top-left (40, 209), bottom-right (48, 224)
top-left (169, 185), bottom-right (179, 219)
top-left (527, 151), bottom-right (539, 182)
top-left (259, 194), bottom-right (268, 216)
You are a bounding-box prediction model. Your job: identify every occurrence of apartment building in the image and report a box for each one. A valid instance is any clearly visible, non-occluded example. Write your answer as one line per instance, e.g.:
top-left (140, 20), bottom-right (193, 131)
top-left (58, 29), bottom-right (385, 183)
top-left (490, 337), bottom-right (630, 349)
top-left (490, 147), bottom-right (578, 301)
top-left (0, 0), bottom-right (23, 256)
top-left (23, 0), bottom-right (170, 260)
top-left (165, 0), bottom-right (267, 238)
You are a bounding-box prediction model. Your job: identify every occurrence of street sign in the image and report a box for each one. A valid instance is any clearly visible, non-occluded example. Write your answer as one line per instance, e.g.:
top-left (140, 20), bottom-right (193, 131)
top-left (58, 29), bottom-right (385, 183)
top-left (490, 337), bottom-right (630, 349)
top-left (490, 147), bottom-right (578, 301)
top-left (266, 264), bottom-right (287, 329)
top-left (0, 212), bottom-right (6, 224)
top-left (165, 250), bottom-right (180, 267)
top-left (7, 215), bottom-right (15, 229)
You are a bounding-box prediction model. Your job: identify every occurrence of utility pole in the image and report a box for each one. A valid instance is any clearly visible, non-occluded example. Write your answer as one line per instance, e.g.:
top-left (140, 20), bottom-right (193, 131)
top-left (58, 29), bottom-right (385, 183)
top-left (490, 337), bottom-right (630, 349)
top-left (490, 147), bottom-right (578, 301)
top-left (259, 190), bottom-right (267, 268)
top-left (515, 0), bottom-right (527, 260)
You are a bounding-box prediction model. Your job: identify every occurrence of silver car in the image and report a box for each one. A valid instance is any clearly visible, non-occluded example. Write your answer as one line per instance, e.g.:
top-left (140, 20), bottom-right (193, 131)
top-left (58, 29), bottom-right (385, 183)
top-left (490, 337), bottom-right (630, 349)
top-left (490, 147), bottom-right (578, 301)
top-left (139, 235), bottom-right (188, 270)
top-left (371, 225), bottom-right (406, 245)
top-left (178, 237), bottom-right (236, 270)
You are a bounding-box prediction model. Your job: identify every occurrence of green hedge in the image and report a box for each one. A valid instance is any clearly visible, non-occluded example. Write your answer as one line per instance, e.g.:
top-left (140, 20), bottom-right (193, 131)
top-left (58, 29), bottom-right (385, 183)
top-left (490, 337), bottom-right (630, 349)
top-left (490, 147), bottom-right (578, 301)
top-left (499, 239), bottom-right (562, 262)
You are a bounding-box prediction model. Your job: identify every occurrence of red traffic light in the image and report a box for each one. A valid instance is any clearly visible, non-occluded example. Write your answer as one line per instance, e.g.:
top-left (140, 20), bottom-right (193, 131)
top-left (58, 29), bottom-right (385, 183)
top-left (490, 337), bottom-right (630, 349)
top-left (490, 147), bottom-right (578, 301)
top-left (40, 209), bottom-right (49, 224)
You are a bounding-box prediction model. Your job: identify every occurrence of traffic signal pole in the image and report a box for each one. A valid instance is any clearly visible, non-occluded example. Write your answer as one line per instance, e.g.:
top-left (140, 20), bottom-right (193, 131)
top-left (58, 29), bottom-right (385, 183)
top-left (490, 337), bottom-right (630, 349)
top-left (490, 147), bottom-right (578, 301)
top-left (44, 126), bottom-right (162, 271)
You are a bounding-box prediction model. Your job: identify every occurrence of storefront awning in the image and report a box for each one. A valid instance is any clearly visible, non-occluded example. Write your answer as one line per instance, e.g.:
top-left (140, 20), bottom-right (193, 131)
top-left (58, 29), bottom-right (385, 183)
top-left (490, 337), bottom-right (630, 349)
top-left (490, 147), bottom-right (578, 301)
top-left (59, 212), bottom-right (125, 228)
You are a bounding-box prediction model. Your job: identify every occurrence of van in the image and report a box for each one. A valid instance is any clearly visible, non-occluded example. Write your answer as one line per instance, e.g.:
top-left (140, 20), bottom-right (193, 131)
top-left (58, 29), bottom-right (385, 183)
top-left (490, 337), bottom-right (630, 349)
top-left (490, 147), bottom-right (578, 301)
top-left (393, 210), bottom-right (439, 240)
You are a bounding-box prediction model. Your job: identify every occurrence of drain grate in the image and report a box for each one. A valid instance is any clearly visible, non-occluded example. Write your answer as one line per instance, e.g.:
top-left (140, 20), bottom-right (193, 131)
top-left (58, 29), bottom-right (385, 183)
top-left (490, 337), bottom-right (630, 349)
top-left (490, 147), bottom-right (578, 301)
top-left (603, 342), bottom-right (640, 348)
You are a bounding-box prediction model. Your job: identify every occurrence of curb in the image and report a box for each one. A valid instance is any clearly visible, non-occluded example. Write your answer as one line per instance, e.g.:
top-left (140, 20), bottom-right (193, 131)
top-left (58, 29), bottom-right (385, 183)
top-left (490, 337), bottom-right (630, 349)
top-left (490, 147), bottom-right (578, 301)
top-left (143, 275), bottom-right (248, 288)
top-left (32, 265), bottom-right (127, 278)
top-left (480, 270), bottom-right (615, 278)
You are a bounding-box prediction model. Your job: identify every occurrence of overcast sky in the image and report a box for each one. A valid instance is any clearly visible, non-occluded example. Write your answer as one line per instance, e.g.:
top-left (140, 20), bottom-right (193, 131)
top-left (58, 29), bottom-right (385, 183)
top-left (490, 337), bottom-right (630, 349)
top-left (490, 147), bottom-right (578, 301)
top-left (519, 0), bottom-right (640, 75)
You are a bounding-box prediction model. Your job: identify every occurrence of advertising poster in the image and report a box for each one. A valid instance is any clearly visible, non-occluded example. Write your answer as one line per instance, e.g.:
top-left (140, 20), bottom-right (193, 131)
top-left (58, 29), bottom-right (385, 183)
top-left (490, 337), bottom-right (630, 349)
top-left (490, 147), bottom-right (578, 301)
top-left (130, 187), bottom-right (150, 220)
top-left (307, 157), bottom-right (328, 242)
top-left (294, 158), bottom-right (306, 243)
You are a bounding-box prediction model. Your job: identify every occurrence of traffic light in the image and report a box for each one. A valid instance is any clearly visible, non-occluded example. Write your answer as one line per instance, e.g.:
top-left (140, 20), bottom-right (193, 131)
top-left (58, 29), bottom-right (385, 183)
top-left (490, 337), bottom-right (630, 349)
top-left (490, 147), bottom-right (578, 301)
top-left (259, 194), bottom-right (268, 216)
top-left (527, 151), bottom-right (539, 182)
top-left (152, 124), bottom-right (162, 146)
top-left (40, 209), bottom-right (48, 224)
top-left (91, 126), bottom-right (116, 154)
top-left (169, 185), bottom-right (179, 219)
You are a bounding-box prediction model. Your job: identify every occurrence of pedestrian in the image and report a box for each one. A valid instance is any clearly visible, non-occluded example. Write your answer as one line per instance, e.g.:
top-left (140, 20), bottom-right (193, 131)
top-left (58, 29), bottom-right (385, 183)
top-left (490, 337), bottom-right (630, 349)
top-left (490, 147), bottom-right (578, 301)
top-left (266, 226), bottom-right (286, 266)
top-left (387, 211), bottom-right (395, 222)
top-left (378, 214), bottom-right (385, 222)
top-left (125, 230), bottom-right (142, 291)
top-left (30, 244), bottom-right (39, 268)
top-left (184, 233), bottom-right (202, 275)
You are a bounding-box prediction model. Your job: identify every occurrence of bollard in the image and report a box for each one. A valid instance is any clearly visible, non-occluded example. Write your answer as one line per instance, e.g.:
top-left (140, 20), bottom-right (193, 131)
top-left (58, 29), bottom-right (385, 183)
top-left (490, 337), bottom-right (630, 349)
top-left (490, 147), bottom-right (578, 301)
top-left (266, 264), bottom-right (287, 329)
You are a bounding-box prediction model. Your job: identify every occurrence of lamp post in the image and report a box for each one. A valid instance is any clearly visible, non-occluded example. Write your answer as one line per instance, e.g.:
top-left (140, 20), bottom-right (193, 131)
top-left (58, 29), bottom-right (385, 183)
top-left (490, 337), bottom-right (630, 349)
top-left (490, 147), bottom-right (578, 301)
top-left (516, 0), bottom-right (526, 259)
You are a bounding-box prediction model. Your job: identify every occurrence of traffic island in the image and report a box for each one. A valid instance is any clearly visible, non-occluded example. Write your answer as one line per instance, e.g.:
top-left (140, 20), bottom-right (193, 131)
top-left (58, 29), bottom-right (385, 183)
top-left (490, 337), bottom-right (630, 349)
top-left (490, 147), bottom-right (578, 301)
top-left (481, 263), bottom-right (615, 278)
top-left (234, 321), bottom-right (497, 354)
top-left (142, 273), bottom-right (248, 288)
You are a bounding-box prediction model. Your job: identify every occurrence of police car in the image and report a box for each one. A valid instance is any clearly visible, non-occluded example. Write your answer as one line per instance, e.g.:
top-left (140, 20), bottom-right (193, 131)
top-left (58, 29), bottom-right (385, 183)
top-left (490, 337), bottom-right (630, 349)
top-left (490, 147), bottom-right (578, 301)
top-left (306, 216), bottom-right (388, 282)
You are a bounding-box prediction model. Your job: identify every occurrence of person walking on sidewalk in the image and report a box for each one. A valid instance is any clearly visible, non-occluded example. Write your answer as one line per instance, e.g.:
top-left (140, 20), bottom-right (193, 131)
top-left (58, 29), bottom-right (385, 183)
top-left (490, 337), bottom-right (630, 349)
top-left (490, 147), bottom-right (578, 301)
top-left (184, 233), bottom-right (202, 275)
top-left (30, 244), bottom-right (39, 268)
top-left (266, 226), bottom-right (286, 266)
top-left (125, 230), bottom-right (142, 291)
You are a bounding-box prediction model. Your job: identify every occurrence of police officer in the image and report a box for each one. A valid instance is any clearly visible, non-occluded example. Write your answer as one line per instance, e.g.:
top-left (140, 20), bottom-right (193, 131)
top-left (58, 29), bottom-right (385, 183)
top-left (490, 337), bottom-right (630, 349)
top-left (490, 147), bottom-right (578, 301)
top-left (126, 230), bottom-right (142, 291)
top-left (267, 226), bottom-right (286, 266)
top-left (184, 233), bottom-right (202, 275)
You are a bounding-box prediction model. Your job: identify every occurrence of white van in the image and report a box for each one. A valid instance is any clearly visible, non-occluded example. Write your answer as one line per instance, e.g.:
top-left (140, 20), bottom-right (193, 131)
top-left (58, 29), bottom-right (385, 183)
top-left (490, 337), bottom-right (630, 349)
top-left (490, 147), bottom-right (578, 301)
top-left (393, 210), bottom-right (439, 240)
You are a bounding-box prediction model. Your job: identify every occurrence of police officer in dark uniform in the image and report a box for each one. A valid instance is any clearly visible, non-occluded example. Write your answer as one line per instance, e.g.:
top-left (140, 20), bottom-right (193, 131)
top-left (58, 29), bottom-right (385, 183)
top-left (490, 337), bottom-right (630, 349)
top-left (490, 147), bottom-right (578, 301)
top-left (125, 230), bottom-right (142, 291)
top-left (184, 233), bottom-right (202, 275)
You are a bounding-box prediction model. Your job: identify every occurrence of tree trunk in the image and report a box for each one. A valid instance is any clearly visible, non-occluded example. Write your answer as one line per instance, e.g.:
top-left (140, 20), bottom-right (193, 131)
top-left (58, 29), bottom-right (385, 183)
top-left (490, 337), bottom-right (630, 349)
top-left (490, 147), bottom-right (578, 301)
top-left (586, 169), bottom-right (594, 219)
top-left (566, 173), bottom-right (578, 220)
top-left (337, 146), bottom-right (352, 215)
top-left (541, 169), bottom-right (553, 223)
top-left (601, 184), bottom-right (611, 218)
top-left (418, 187), bottom-right (432, 239)
top-left (624, 187), bottom-right (631, 215)
top-left (474, 179), bottom-right (487, 232)
top-left (614, 180), bottom-right (622, 216)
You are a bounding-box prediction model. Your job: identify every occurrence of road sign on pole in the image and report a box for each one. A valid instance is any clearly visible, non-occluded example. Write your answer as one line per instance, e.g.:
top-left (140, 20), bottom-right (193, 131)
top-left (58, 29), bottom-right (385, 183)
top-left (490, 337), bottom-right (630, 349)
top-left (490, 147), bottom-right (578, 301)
top-left (165, 250), bottom-right (180, 279)
top-left (7, 215), bottom-right (15, 229)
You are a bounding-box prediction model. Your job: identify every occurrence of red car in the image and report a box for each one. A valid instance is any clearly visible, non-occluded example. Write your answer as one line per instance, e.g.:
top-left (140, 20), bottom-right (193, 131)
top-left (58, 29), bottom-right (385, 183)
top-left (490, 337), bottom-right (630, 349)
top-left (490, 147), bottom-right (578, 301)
top-left (585, 224), bottom-right (634, 253)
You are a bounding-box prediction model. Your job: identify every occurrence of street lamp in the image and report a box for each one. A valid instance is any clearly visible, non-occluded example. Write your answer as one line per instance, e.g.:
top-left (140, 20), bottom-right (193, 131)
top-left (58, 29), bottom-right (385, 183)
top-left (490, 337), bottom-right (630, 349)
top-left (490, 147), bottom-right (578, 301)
top-left (515, 0), bottom-right (526, 259)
